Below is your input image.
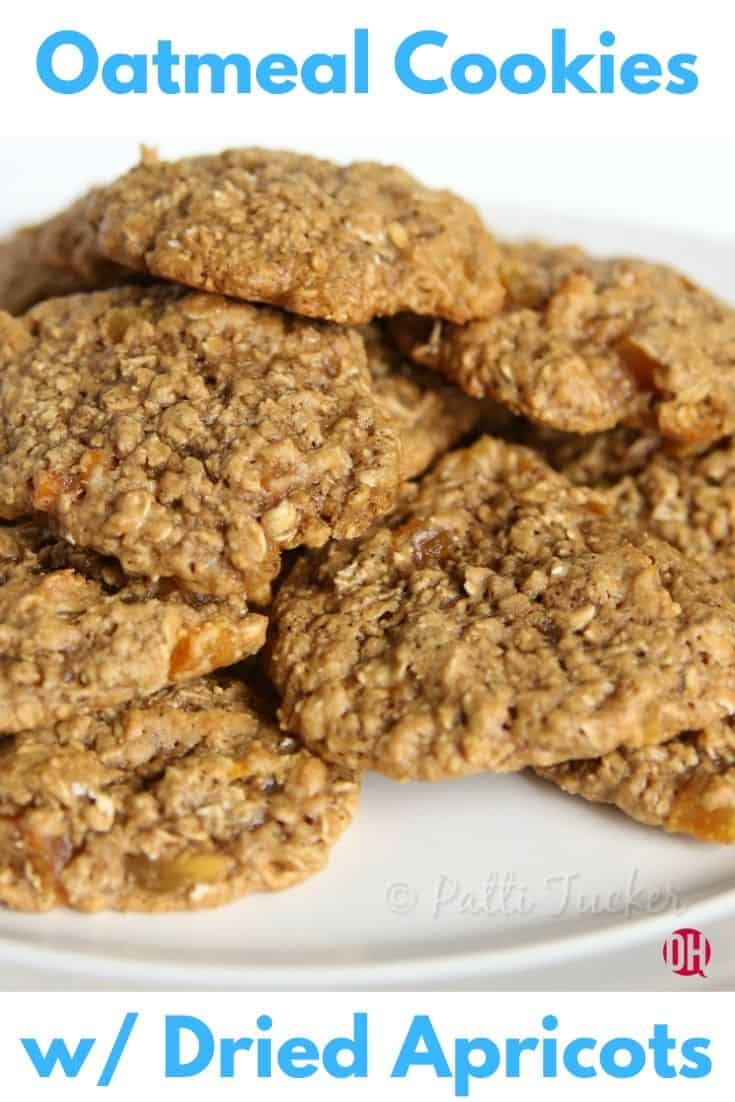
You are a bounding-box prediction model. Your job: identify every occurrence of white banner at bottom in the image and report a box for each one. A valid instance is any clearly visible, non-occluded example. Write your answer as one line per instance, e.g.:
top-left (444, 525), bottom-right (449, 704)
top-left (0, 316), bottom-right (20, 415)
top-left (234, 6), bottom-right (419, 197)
top-left (0, 991), bottom-right (731, 1099)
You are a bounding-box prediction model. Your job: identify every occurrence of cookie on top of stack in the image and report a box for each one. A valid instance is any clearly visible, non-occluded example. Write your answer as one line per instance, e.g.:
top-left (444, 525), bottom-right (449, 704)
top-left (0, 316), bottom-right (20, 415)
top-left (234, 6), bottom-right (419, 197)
top-left (1, 146), bottom-right (734, 915)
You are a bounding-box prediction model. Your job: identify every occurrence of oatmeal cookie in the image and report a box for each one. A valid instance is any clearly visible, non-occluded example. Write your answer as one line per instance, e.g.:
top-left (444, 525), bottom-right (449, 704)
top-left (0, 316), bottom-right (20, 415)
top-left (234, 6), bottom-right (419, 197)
top-left (84, 147), bottom-right (503, 324)
top-left (0, 287), bottom-right (402, 599)
top-left (0, 675), bottom-right (359, 912)
top-left (0, 523), bottom-right (266, 733)
top-left (393, 241), bottom-right (735, 449)
top-left (363, 324), bottom-right (483, 479)
top-left (268, 436), bottom-right (735, 781)
top-left (537, 722), bottom-right (735, 844)
top-left (525, 426), bottom-right (735, 588)
top-left (516, 424), bottom-right (662, 488)
top-left (0, 191), bottom-right (136, 315)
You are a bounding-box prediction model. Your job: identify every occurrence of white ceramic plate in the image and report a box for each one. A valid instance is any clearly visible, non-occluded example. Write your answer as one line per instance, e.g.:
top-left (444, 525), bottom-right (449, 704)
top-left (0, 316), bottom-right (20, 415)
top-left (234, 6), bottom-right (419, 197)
top-left (1, 208), bottom-right (734, 991)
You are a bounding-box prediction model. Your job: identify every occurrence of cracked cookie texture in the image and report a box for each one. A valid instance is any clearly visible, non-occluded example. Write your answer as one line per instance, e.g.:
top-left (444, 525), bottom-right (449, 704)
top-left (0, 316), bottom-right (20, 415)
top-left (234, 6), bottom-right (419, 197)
top-left (84, 147), bottom-right (504, 324)
top-left (524, 425), bottom-right (735, 591)
top-left (363, 324), bottom-right (484, 480)
top-left (268, 436), bottom-right (735, 781)
top-left (537, 722), bottom-right (735, 844)
top-left (0, 286), bottom-right (402, 599)
top-left (0, 674), bottom-right (359, 912)
top-left (0, 523), bottom-right (266, 734)
top-left (393, 241), bottom-right (735, 449)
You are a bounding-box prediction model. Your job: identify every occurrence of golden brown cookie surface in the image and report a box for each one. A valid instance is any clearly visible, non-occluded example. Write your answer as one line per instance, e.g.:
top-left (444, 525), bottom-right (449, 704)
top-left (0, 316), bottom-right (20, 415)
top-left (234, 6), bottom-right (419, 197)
top-left (0, 523), bottom-right (265, 734)
top-left (394, 241), bottom-right (735, 448)
top-left (0, 675), bottom-right (359, 912)
top-left (537, 723), bottom-right (735, 844)
top-left (268, 437), bottom-right (735, 781)
top-left (87, 148), bottom-right (503, 324)
top-left (524, 426), bottom-right (735, 589)
top-left (0, 287), bottom-right (402, 598)
top-left (363, 324), bottom-right (483, 480)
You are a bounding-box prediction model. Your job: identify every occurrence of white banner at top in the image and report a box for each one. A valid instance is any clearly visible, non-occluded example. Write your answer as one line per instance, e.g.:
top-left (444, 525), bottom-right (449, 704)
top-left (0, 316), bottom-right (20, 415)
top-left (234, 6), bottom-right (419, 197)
top-left (0, 0), bottom-right (731, 138)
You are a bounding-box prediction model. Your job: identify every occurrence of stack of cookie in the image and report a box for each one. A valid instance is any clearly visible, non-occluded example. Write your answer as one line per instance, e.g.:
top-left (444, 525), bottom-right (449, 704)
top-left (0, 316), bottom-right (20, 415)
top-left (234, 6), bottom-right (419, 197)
top-left (0, 147), bottom-right (734, 915)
